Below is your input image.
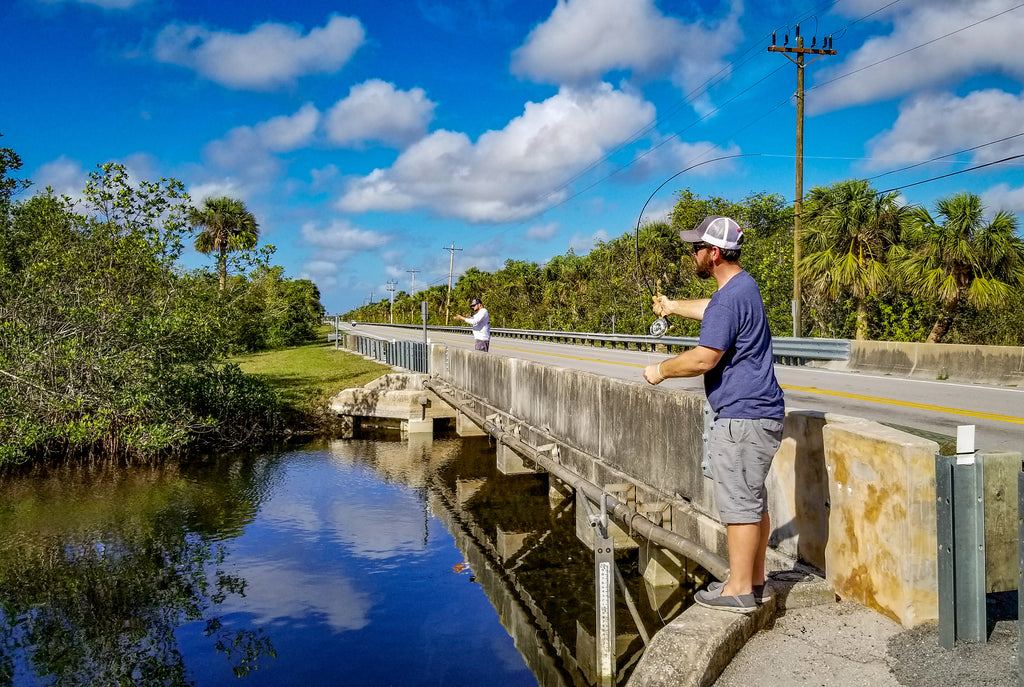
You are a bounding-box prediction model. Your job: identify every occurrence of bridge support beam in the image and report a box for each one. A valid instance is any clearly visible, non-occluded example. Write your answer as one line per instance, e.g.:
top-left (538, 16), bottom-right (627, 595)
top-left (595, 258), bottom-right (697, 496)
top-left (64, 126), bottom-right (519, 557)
top-left (401, 418), bottom-right (434, 434)
top-left (456, 410), bottom-right (487, 437)
top-left (496, 440), bottom-right (539, 475)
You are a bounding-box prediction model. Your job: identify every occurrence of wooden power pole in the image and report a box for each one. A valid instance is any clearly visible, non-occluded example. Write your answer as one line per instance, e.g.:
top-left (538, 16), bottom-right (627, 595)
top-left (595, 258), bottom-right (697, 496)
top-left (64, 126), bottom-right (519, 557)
top-left (442, 243), bottom-right (462, 325)
top-left (769, 25), bottom-right (836, 337)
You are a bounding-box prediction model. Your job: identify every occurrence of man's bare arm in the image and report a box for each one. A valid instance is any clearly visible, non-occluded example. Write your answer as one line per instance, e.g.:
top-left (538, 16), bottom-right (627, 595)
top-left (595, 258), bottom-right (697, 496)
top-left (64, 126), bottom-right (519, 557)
top-left (643, 345), bottom-right (723, 385)
top-left (653, 295), bottom-right (711, 321)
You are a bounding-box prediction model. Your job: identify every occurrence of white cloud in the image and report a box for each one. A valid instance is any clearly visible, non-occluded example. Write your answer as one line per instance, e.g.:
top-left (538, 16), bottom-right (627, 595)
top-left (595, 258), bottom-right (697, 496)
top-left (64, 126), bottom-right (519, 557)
top-left (324, 79), bottom-right (436, 149)
top-left (152, 14), bottom-right (365, 90)
top-left (981, 182), bottom-right (1024, 216)
top-left (526, 222), bottom-right (559, 241)
top-left (337, 84), bottom-right (655, 222)
top-left (627, 138), bottom-right (742, 181)
top-left (301, 219), bottom-right (390, 259)
top-left (811, 0), bottom-right (1024, 113)
top-left (202, 103), bottom-right (320, 182)
top-left (187, 178), bottom-right (250, 204)
top-left (34, 153), bottom-right (163, 206)
top-left (511, 0), bottom-right (742, 101)
top-left (864, 90), bottom-right (1024, 169)
top-left (569, 228), bottom-right (610, 254)
top-left (309, 164), bottom-right (340, 190)
top-left (34, 156), bottom-right (88, 200)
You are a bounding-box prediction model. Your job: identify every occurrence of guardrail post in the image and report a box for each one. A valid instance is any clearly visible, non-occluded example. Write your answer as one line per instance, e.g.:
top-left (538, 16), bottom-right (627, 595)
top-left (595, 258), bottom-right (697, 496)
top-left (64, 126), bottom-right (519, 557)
top-left (936, 425), bottom-right (986, 648)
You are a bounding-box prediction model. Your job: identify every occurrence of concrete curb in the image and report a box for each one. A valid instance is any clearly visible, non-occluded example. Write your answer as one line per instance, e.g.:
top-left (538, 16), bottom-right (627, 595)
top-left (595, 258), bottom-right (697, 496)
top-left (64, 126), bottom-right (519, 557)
top-left (627, 571), bottom-right (836, 687)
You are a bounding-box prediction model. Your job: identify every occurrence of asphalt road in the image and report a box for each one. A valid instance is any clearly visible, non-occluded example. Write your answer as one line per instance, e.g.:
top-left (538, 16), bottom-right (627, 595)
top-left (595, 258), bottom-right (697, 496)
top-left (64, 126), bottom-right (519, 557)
top-left (345, 324), bottom-right (1023, 455)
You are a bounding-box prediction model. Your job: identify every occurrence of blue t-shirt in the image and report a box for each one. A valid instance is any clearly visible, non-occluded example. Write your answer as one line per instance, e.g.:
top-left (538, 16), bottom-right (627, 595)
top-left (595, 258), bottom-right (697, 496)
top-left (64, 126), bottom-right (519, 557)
top-left (698, 270), bottom-right (785, 420)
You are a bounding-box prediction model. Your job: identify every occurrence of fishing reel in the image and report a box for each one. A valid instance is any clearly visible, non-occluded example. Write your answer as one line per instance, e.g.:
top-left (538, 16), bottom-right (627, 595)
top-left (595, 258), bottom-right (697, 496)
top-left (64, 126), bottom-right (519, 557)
top-left (648, 316), bottom-right (670, 337)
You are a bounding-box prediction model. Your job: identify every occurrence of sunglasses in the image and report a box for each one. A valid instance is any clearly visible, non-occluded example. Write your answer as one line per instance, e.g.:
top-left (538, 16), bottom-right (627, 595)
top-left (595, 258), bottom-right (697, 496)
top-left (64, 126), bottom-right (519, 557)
top-left (692, 242), bottom-right (713, 254)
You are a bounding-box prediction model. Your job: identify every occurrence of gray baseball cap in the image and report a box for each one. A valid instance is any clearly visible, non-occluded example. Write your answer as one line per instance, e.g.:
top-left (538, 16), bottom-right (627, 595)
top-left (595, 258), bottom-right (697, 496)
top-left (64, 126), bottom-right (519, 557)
top-left (678, 215), bottom-right (744, 250)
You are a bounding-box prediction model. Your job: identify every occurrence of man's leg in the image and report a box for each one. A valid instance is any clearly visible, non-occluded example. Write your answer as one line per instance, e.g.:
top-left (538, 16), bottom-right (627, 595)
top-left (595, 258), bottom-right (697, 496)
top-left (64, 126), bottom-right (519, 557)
top-left (754, 512), bottom-right (770, 587)
top-left (722, 518), bottom-right (762, 597)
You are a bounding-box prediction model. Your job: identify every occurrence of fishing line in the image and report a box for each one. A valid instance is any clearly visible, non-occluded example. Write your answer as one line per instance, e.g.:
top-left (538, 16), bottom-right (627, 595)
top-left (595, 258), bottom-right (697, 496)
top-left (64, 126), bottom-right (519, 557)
top-left (634, 153), bottom-right (761, 337)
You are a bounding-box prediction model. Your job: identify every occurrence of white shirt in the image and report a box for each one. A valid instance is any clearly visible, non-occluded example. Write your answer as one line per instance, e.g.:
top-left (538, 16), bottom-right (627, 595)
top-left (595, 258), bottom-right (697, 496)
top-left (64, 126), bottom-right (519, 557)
top-left (465, 307), bottom-right (490, 341)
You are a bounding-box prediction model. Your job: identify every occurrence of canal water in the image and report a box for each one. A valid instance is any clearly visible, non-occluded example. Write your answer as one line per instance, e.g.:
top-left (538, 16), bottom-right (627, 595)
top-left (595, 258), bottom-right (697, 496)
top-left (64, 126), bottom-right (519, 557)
top-left (0, 432), bottom-right (695, 686)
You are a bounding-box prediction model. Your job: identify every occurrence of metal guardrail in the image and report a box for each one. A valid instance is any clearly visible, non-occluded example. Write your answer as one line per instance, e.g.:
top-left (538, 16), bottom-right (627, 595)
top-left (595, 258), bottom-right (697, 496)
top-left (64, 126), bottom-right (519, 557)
top-left (340, 322), bottom-right (851, 363)
top-left (348, 332), bottom-right (429, 373)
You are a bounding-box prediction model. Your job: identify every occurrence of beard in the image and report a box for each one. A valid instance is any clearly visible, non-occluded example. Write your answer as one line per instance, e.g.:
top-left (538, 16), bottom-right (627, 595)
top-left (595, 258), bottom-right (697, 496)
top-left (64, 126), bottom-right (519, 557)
top-left (694, 254), bottom-right (713, 279)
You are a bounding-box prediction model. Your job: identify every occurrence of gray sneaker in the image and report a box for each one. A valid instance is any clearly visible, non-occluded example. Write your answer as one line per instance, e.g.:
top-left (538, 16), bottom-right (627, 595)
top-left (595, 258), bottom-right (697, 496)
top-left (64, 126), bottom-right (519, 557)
top-left (694, 586), bottom-right (757, 614)
top-left (708, 580), bottom-right (773, 603)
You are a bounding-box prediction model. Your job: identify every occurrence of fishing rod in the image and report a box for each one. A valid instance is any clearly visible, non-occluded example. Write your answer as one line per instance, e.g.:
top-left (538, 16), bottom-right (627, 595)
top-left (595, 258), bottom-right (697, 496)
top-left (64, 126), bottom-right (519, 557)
top-left (634, 153), bottom-right (760, 336)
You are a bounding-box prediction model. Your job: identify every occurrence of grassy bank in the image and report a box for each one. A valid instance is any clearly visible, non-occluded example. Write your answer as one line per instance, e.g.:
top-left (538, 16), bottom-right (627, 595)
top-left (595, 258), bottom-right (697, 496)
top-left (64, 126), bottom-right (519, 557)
top-left (232, 335), bottom-right (390, 428)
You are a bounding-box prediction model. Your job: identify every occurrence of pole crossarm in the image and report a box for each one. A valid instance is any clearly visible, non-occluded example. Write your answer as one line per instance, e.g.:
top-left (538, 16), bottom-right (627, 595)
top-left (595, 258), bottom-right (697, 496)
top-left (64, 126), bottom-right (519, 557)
top-left (768, 46), bottom-right (837, 56)
top-left (769, 30), bottom-right (838, 338)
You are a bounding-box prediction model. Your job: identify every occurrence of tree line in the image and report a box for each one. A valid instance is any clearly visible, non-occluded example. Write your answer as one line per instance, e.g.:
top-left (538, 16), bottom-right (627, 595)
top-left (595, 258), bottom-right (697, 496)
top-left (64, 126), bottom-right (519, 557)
top-left (0, 143), bottom-right (325, 467)
top-left (346, 184), bottom-right (1024, 346)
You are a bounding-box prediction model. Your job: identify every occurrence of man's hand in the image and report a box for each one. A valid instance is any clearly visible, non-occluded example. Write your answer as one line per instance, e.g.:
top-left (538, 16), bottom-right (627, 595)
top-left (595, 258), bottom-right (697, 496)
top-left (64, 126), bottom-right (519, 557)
top-left (454, 314), bottom-right (464, 322)
top-left (652, 294), bottom-right (671, 317)
top-left (643, 362), bottom-right (665, 385)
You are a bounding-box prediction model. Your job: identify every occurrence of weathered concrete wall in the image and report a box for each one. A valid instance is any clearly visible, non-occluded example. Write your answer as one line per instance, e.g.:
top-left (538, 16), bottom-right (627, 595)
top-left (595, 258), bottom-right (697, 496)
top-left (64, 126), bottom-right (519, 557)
top-left (822, 421), bottom-right (939, 627)
top-left (426, 344), bottom-right (1020, 628)
top-left (848, 340), bottom-right (1024, 385)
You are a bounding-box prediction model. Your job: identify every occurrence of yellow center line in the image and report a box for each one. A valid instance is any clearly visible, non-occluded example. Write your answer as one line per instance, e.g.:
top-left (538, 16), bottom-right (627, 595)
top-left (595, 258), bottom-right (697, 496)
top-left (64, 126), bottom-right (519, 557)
top-left (781, 384), bottom-right (1024, 425)
top-left (430, 334), bottom-right (1024, 426)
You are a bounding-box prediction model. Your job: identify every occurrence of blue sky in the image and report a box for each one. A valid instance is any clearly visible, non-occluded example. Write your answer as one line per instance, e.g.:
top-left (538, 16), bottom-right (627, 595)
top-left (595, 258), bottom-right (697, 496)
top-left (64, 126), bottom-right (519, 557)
top-left (5, 0), bottom-right (1024, 314)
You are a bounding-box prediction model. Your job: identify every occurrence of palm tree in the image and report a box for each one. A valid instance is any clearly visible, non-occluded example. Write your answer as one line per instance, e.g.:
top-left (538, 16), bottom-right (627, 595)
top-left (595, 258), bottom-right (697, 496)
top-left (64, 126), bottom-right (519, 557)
top-left (190, 197), bottom-right (259, 291)
top-left (800, 179), bottom-right (908, 340)
top-left (893, 192), bottom-right (1024, 343)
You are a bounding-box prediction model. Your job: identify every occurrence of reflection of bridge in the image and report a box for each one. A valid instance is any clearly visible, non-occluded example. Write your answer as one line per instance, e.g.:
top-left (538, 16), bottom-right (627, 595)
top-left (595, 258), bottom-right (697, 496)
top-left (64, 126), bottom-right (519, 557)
top-left (332, 337), bottom-right (1022, 685)
top-left (335, 429), bottom-right (699, 686)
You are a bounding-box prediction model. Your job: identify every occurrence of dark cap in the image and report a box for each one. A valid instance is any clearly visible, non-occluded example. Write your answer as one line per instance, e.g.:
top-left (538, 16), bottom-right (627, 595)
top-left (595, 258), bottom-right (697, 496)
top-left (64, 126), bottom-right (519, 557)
top-left (469, 298), bottom-right (482, 307)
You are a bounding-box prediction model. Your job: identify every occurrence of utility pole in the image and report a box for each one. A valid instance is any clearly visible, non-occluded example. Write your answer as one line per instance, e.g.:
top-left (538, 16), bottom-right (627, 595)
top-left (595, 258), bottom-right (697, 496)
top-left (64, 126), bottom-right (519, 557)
top-left (769, 25), bottom-right (836, 338)
top-left (406, 268), bottom-right (419, 295)
top-left (442, 243), bottom-right (462, 325)
top-left (386, 279), bottom-right (397, 324)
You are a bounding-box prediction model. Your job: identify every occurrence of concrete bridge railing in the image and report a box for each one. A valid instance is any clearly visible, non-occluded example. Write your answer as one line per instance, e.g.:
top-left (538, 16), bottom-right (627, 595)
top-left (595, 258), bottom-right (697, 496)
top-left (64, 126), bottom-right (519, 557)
top-left (425, 343), bottom-right (1020, 629)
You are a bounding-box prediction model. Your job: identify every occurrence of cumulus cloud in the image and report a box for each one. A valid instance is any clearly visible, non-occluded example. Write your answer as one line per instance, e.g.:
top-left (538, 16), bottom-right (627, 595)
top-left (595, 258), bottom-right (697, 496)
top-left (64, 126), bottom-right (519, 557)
top-left (511, 0), bottom-right (742, 103)
top-left (153, 14), bottom-right (365, 90)
top-left (34, 156), bottom-right (88, 200)
top-left (187, 178), bottom-right (251, 204)
top-left (337, 84), bottom-right (655, 223)
top-left (864, 90), bottom-right (1024, 169)
top-left (569, 228), bottom-right (610, 254)
top-left (526, 222), bottom-right (559, 241)
top-left (981, 182), bottom-right (1024, 216)
top-left (202, 103), bottom-right (320, 182)
top-left (811, 0), bottom-right (1024, 113)
top-left (299, 219), bottom-right (390, 294)
top-left (626, 138), bottom-right (742, 181)
top-left (34, 153), bottom-right (162, 205)
top-left (301, 219), bottom-right (390, 258)
top-left (324, 79), bottom-right (437, 149)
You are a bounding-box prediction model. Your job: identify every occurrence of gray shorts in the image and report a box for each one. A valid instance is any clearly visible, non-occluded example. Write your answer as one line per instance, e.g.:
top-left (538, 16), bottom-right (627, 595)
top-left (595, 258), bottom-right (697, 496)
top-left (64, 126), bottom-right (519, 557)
top-left (707, 417), bottom-right (784, 524)
top-left (474, 339), bottom-right (490, 352)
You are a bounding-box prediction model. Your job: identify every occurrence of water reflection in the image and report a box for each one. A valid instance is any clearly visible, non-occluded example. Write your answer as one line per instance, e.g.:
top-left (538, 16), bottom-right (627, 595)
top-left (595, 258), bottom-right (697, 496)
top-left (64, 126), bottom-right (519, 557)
top-left (0, 434), bottom-right (693, 686)
top-left (0, 458), bottom-right (279, 685)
